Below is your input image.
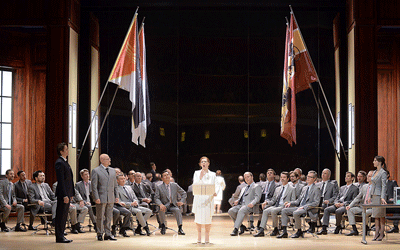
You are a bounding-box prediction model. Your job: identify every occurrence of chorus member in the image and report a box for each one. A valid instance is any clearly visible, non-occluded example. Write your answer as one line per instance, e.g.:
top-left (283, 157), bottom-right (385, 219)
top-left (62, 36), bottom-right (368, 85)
top-left (154, 170), bottom-right (187, 235)
top-left (355, 170), bottom-right (367, 190)
top-left (228, 176), bottom-right (246, 207)
top-left (150, 162), bottom-right (157, 181)
top-left (214, 170), bottom-right (226, 214)
top-left (0, 170), bottom-right (26, 232)
top-left (165, 169), bottom-right (175, 182)
top-left (92, 154), bottom-right (119, 241)
top-left (75, 169), bottom-right (97, 230)
top-left (369, 156), bottom-right (388, 241)
top-left (289, 171), bottom-right (304, 199)
top-left (192, 157), bottom-right (217, 244)
top-left (15, 170), bottom-right (34, 230)
top-left (126, 170), bottom-right (136, 186)
top-left (317, 169), bottom-right (339, 209)
top-left (132, 172), bottom-right (154, 208)
top-left (54, 142), bottom-right (75, 243)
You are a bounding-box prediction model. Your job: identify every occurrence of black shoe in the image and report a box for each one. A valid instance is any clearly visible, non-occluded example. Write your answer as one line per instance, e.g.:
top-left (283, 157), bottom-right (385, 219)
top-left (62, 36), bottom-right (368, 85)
top-left (15, 225), bottom-right (27, 232)
top-left (276, 232), bottom-right (288, 238)
top-left (239, 224), bottom-right (246, 235)
top-left (56, 238), bottom-right (73, 243)
top-left (270, 227), bottom-right (279, 236)
top-left (253, 228), bottom-right (264, 237)
top-left (143, 225), bottom-right (151, 236)
top-left (104, 235), bottom-right (117, 241)
top-left (111, 225), bottom-right (117, 237)
top-left (135, 227), bottom-right (146, 236)
top-left (306, 222), bottom-right (316, 234)
top-left (334, 226), bottom-right (342, 234)
top-left (290, 229), bottom-right (304, 238)
top-left (160, 224), bottom-right (166, 235)
top-left (345, 230), bottom-right (359, 236)
top-left (75, 223), bottom-right (85, 233)
top-left (97, 235), bottom-right (103, 241)
top-left (64, 232), bottom-right (68, 236)
top-left (178, 226), bottom-right (185, 235)
top-left (28, 225), bottom-right (36, 231)
top-left (70, 225), bottom-right (79, 234)
top-left (317, 228), bottom-right (327, 235)
top-left (120, 229), bottom-right (130, 237)
top-left (1, 225), bottom-right (9, 232)
top-left (230, 228), bottom-right (238, 236)
top-left (387, 227), bottom-right (399, 233)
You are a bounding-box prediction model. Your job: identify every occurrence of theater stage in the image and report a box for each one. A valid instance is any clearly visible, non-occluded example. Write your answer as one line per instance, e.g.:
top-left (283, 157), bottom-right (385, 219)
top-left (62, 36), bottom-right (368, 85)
top-left (1, 213), bottom-right (399, 249)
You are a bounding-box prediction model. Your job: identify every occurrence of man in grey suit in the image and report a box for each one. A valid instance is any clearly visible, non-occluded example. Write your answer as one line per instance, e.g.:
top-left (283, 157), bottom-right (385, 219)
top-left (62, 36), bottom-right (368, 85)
top-left (15, 170), bottom-right (34, 230)
top-left (228, 172), bottom-right (262, 236)
top-left (131, 172), bottom-right (154, 208)
top-left (317, 169), bottom-right (339, 209)
top-left (254, 172), bottom-right (296, 237)
top-left (75, 169), bottom-right (96, 231)
top-left (154, 170), bottom-right (187, 235)
top-left (229, 176), bottom-right (246, 207)
top-left (278, 170), bottom-right (321, 238)
top-left (289, 171), bottom-right (304, 199)
top-left (345, 170), bottom-right (374, 236)
top-left (116, 174), bottom-right (152, 236)
top-left (92, 154), bottom-right (119, 241)
top-left (317, 171), bottom-right (359, 235)
top-left (0, 169), bottom-right (26, 232)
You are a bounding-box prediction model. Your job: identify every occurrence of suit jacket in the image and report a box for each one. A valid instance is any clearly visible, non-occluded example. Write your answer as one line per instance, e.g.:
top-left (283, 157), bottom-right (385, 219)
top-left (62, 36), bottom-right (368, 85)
top-left (132, 182), bottom-right (154, 203)
top-left (237, 182), bottom-right (262, 207)
top-left (55, 156), bottom-right (75, 199)
top-left (14, 180), bottom-right (32, 204)
top-left (386, 180), bottom-right (398, 203)
top-left (266, 184), bottom-right (296, 207)
top-left (334, 183), bottom-right (359, 206)
top-left (52, 182), bottom-right (83, 203)
top-left (371, 168), bottom-right (388, 200)
top-left (116, 185), bottom-right (140, 209)
top-left (91, 165), bottom-right (118, 203)
top-left (28, 183), bottom-right (57, 216)
top-left (349, 184), bottom-right (370, 208)
top-left (154, 182), bottom-right (187, 207)
top-left (291, 182), bottom-right (305, 199)
top-left (291, 184), bottom-right (321, 211)
top-left (0, 179), bottom-right (16, 207)
top-left (317, 180), bottom-right (339, 205)
top-left (262, 180), bottom-right (277, 202)
top-left (75, 181), bottom-right (92, 203)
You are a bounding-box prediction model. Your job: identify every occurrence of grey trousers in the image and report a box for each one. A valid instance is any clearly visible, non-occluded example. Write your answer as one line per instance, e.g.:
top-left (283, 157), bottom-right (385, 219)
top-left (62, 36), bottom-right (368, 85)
top-left (347, 207), bottom-right (372, 225)
top-left (114, 206), bottom-right (132, 229)
top-left (0, 204), bottom-right (24, 224)
top-left (260, 206), bottom-right (283, 229)
top-left (158, 205), bottom-right (182, 226)
top-left (96, 203), bottom-right (113, 236)
top-left (322, 205), bottom-right (347, 226)
top-left (228, 204), bottom-right (253, 229)
top-left (128, 206), bottom-right (152, 227)
top-left (281, 207), bottom-right (309, 230)
top-left (85, 204), bottom-right (96, 225)
top-left (69, 203), bottom-right (88, 225)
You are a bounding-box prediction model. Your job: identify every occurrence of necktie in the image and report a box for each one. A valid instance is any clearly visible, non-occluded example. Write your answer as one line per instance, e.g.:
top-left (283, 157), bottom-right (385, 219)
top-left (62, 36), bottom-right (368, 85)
top-left (8, 182), bottom-right (12, 205)
top-left (106, 168), bottom-right (109, 175)
top-left (239, 185), bottom-right (250, 204)
top-left (300, 186), bottom-right (309, 206)
top-left (264, 181), bottom-right (271, 194)
top-left (275, 186), bottom-right (285, 207)
top-left (123, 186), bottom-right (133, 202)
top-left (166, 184), bottom-right (171, 202)
top-left (321, 182), bottom-right (326, 198)
top-left (138, 184), bottom-right (146, 198)
top-left (364, 185), bottom-right (371, 204)
top-left (39, 184), bottom-right (50, 202)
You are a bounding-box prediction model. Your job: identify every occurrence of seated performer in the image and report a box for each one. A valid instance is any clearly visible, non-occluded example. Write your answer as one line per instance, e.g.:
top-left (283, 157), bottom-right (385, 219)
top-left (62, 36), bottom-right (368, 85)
top-left (0, 169), bottom-right (27, 232)
top-left (317, 171), bottom-right (359, 235)
top-left (289, 171), bottom-right (304, 199)
top-left (278, 170), bottom-right (321, 238)
top-left (316, 168), bottom-right (339, 209)
top-left (14, 170), bottom-right (34, 229)
top-left (75, 169), bottom-right (97, 230)
top-left (254, 171), bottom-right (296, 237)
top-left (132, 172), bottom-right (154, 208)
top-left (345, 170), bottom-right (374, 236)
top-left (228, 176), bottom-right (246, 207)
top-left (154, 170), bottom-right (187, 235)
top-left (228, 172), bottom-right (262, 236)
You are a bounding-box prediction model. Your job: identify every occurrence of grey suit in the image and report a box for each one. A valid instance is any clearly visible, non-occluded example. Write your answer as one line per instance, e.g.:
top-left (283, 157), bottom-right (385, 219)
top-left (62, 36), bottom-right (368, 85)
top-left (28, 183), bottom-right (57, 220)
top-left (321, 183), bottom-right (359, 226)
top-left (132, 182), bottom-right (154, 208)
top-left (259, 184), bottom-right (296, 229)
top-left (0, 179), bottom-right (25, 224)
top-left (371, 168), bottom-right (387, 200)
top-left (229, 182), bottom-right (246, 206)
top-left (291, 182), bottom-right (305, 199)
top-left (75, 180), bottom-right (96, 224)
top-left (154, 182), bottom-right (187, 226)
top-left (228, 182), bottom-right (262, 229)
top-left (117, 185), bottom-right (152, 227)
top-left (261, 180), bottom-right (278, 202)
top-left (317, 180), bottom-right (339, 208)
top-left (281, 184), bottom-right (321, 229)
top-left (91, 165), bottom-right (118, 236)
top-left (347, 184), bottom-right (372, 225)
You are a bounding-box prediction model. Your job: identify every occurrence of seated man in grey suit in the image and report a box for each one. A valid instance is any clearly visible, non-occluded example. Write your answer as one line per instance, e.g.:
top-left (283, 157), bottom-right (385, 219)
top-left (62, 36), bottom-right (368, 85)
top-left (254, 171), bottom-right (296, 237)
top-left (345, 170), bottom-right (374, 236)
top-left (131, 172), bottom-right (154, 208)
top-left (289, 171), bottom-right (304, 199)
top-left (154, 170), bottom-right (187, 235)
top-left (75, 169), bottom-right (96, 230)
top-left (228, 172), bottom-right (262, 236)
top-left (278, 170), bottom-right (321, 238)
top-left (15, 170), bottom-right (34, 230)
top-left (317, 171), bottom-right (359, 235)
top-left (28, 170), bottom-right (57, 227)
top-left (0, 169), bottom-right (26, 232)
top-left (116, 174), bottom-right (152, 236)
top-left (317, 169), bottom-right (339, 209)
top-left (228, 176), bottom-right (246, 207)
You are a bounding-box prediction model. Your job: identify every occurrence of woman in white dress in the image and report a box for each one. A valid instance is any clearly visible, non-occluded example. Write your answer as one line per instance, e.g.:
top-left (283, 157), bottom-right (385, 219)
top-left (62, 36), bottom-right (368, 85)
top-left (192, 156), bottom-right (216, 244)
top-left (214, 170), bottom-right (226, 213)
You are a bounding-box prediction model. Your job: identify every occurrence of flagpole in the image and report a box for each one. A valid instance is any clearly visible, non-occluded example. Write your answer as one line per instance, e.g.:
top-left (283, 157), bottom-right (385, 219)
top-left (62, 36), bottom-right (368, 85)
top-left (289, 5), bottom-right (347, 161)
top-left (78, 7), bottom-right (140, 160)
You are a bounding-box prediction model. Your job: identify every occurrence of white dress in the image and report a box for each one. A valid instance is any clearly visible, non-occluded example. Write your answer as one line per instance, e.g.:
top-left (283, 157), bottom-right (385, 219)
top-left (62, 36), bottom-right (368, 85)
top-left (214, 176), bottom-right (226, 205)
top-left (192, 170), bottom-right (216, 224)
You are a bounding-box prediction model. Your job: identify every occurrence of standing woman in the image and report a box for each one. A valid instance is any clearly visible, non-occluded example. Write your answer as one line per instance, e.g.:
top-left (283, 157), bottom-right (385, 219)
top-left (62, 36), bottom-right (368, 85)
top-left (214, 170), bottom-right (226, 214)
top-left (192, 156), bottom-right (217, 244)
top-left (369, 156), bottom-right (388, 241)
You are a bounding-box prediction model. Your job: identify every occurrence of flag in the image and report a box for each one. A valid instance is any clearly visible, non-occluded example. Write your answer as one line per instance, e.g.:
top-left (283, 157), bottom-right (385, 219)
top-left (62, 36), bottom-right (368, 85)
top-left (280, 13), bottom-right (318, 146)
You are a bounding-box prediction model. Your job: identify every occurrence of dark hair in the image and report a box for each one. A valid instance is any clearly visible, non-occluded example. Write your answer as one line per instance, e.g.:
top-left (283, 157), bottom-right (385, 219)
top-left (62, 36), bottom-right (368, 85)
top-left (146, 173), bottom-right (152, 179)
top-left (374, 156), bottom-right (390, 177)
top-left (57, 142), bottom-right (67, 156)
top-left (80, 169), bottom-right (89, 176)
top-left (267, 168), bottom-right (276, 175)
top-left (150, 162), bottom-right (155, 167)
top-left (17, 170), bottom-right (24, 177)
top-left (259, 173), bottom-right (266, 181)
top-left (280, 171), bottom-right (290, 179)
top-left (289, 171), bottom-right (299, 178)
top-left (5, 169), bottom-right (13, 176)
top-left (346, 171), bottom-right (355, 180)
top-left (161, 170), bottom-right (170, 176)
top-left (357, 170), bottom-right (367, 177)
top-left (33, 170), bottom-right (43, 180)
top-left (216, 170), bottom-right (222, 176)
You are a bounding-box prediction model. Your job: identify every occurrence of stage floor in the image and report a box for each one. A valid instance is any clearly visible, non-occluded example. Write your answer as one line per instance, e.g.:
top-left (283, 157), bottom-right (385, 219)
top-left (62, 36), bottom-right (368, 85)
top-left (1, 213), bottom-right (399, 249)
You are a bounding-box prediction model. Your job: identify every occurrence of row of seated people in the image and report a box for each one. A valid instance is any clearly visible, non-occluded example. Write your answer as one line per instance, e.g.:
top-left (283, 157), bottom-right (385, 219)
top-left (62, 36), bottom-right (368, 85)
top-left (227, 168), bottom-right (398, 238)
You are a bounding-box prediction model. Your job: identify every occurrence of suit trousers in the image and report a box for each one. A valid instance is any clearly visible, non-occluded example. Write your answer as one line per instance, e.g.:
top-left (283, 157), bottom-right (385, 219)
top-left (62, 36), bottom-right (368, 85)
top-left (55, 197), bottom-right (70, 241)
top-left (347, 207), bottom-right (372, 225)
top-left (96, 203), bottom-right (113, 236)
top-left (0, 204), bottom-right (24, 224)
top-left (228, 204), bottom-right (253, 229)
top-left (35, 201), bottom-right (57, 220)
top-left (322, 205), bottom-right (347, 226)
top-left (85, 204), bottom-right (96, 225)
top-left (128, 206), bottom-right (152, 227)
top-left (114, 206), bottom-right (132, 229)
top-left (158, 204), bottom-right (182, 226)
top-left (281, 207), bottom-right (307, 230)
top-left (69, 204), bottom-right (88, 225)
top-left (260, 206), bottom-right (283, 229)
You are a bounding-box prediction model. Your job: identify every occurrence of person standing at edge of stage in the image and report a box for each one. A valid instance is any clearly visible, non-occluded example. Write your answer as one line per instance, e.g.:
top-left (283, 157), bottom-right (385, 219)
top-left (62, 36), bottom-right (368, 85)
top-left (192, 156), bottom-right (217, 244)
top-left (54, 142), bottom-right (75, 243)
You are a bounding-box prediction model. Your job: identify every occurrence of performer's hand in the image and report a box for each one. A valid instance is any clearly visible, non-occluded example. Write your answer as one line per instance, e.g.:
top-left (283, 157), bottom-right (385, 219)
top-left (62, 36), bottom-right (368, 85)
top-left (213, 193), bottom-right (217, 197)
top-left (12, 201), bottom-right (17, 206)
top-left (367, 198), bottom-right (371, 204)
top-left (323, 200), bottom-right (329, 204)
top-left (5, 204), bottom-right (11, 210)
top-left (120, 202), bottom-right (126, 207)
top-left (23, 199), bottom-right (28, 203)
top-left (132, 201), bottom-right (138, 207)
top-left (346, 205), bottom-right (350, 210)
top-left (85, 201), bottom-right (91, 206)
top-left (381, 198), bottom-right (387, 205)
top-left (79, 200), bottom-right (84, 207)
top-left (115, 198), bottom-right (119, 203)
top-left (297, 206), bottom-right (304, 211)
top-left (261, 202), bottom-right (267, 209)
top-left (38, 201), bottom-right (44, 207)
top-left (95, 199), bottom-right (101, 204)
top-left (234, 200), bottom-right (239, 206)
top-left (177, 202), bottom-right (183, 207)
top-left (284, 203), bottom-right (291, 208)
top-left (248, 203), bottom-right (254, 208)
top-left (63, 196), bottom-right (69, 204)
top-left (160, 204), bottom-right (166, 212)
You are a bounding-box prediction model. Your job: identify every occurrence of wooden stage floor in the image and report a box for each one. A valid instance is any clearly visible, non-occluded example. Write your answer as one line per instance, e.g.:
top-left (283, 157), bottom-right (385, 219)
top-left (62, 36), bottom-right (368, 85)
top-left (1, 213), bottom-right (399, 249)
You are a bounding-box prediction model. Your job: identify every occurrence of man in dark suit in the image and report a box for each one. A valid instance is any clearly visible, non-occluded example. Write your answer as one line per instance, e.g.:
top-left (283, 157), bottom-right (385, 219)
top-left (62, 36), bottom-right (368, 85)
top-left (150, 162), bottom-right (157, 182)
top-left (317, 171), bottom-right (359, 235)
top-left (75, 169), bottom-right (96, 230)
top-left (54, 142), bottom-right (75, 243)
top-left (15, 170), bottom-right (34, 229)
top-left (131, 172), bottom-right (154, 208)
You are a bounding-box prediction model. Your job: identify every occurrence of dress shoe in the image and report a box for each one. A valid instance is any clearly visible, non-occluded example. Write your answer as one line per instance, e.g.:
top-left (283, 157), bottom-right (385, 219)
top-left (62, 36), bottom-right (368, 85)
top-left (64, 232), bottom-right (68, 236)
top-left (14, 225), bottom-right (27, 232)
top-left (28, 225), bottom-right (36, 231)
top-left (276, 232), bottom-right (288, 238)
top-left (160, 224), bottom-right (166, 235)
top-left (70, 228), bottom-right (79, 234)
top-left (317, 228), bottom-right (327, 235)
top-left (290, 229), bottom-right (304, 238)
top-left (270, 227), bottom-right (279, 236)
top-left (178, 226), bottom-right (185, 235)
top-left (0, 223), bottom-right (9, 232)
top-left (387, 227), bottom-right (399, 233)
top-left (376, 233), bottom-right (385, 241)
top-left (104, 235), bottom-right (117, 241)
top-left (75, 223), bottom-right (85, 233)
top-left (111, 225), bottom-right (117, 237)
top-left (135, 227), bottom-right (146, 235)
top-left (97, 235), bottom-right (103, 241)
top-left (230, 228), bottom-right (239, 236)
top-left (334, 226), bottom-right (342, 234)
top-left (56, 238), bottom-right (73, 243)
top-left (307, 222), bottom-right (316, 234)
top-left (345, 230), bottom-right (359, 236)
top-left (120, 229), bottom-right (130, 237)
top-left (253, 228), bottom-right (264, 237)
top-left (143, 225), bottom-right (151, 236)
top-left (239, 224), bottom-right (246, 235)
